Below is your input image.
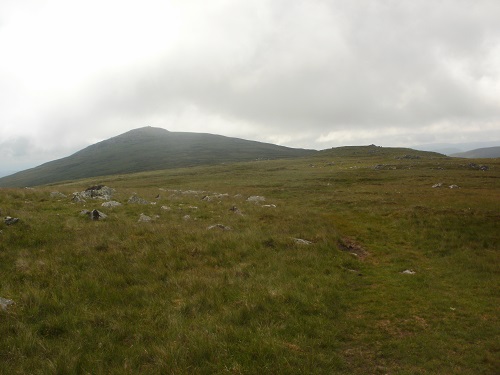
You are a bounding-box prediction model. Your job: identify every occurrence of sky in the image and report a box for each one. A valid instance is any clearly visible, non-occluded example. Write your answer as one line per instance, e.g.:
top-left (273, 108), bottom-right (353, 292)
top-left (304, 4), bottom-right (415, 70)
top-left (1, 0), bottom-right (500, 175)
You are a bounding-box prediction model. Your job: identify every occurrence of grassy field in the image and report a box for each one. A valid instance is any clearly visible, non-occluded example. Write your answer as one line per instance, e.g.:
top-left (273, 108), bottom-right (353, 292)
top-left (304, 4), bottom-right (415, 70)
top-left (1, 146), bottom-right (498, 374)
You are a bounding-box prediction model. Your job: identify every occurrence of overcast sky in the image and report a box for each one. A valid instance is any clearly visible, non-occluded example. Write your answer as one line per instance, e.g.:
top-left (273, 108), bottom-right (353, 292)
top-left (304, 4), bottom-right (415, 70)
top-left (1, 0), bottom-right (499, 175)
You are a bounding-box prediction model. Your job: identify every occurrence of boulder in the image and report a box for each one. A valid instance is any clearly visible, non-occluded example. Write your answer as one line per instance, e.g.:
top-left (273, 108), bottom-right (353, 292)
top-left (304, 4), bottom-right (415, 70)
top-left (128, 195), bottom-right (149, 205)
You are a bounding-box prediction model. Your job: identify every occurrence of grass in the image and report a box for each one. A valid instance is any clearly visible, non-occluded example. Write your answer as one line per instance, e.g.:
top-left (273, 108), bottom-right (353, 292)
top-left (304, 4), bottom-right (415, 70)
top-left (0, 147), bottom-right (499, 374)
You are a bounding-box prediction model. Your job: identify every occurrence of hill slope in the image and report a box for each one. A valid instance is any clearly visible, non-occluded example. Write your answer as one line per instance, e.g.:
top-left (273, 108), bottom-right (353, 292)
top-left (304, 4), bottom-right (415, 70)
top-left (450, 146), bottom-right (500, 158)
top-left (0, 127), bottom-right (315, 187)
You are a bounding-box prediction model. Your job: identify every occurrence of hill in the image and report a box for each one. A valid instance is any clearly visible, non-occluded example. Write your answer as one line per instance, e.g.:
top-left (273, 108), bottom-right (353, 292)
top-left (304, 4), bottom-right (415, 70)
top-left (0, 149), bottom-right (498, 373)
top-left (0, 127), bottom-right (315, 187)
top-left (450, 146), bottom-right (500, 158)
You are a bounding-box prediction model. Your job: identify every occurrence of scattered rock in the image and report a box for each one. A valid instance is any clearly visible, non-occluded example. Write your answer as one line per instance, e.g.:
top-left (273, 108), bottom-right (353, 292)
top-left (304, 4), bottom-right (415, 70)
top-left (247, 196), bottom-right (266, 203)
top-left (449, 184), bottom-right (459, 189)
top-left (161, 206), bottom-right (171, 211)
top-left (138, 213), bottom-right (152, 223)
top-left (207, 224), bottom-right (232, 231)
top-left (50, 191), bottom-right (67, 198)
top-left (183, 215), bottom-right (191, 221)
top-left (128, 195), bottom-right (149, 205)
top-left (229, 206), bottom-right (242, 215)
top-left (72, 193), bottom-right (86, 203)
top-left (401, 269), bottom-right (416, 275)
top-left (4, 216), bottom-right (19, 225)
top-left (201, 195), bottom-right (212, 201)
top-left (91, 210), bottom-right (107, 221)
top-left (101, 201), bottom-right (122, 208)
top-left (0, 297), bottom-right (14, 311)
top-left (262, 204), bottom-right (277, 208)
top-left (82, 185), bottom-right (114, 200)
top-left (432, 183), bottom-right (443, 188)
top-left (80, 210), bottom-right (106, 220)
top-left (293, 238), bottom-right (313, 245)
top-left (468, 163), bottom-right (489, 171)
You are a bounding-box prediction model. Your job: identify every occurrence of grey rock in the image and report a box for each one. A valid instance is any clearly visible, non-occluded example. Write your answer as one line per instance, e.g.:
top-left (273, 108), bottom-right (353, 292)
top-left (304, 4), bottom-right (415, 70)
top-left (183, 215), bottom-right (191, 221)
top-left (0, 297), bottom-right (14, 311)
top-left (50, 191), bottom-right (67, 198)
top-left (207, 224), bottom-right (232, 231)
top-left (138, 213), bottom-right (152, 222)
top-left (101, 201), bottom-right (122, 208)
top-left (449, 184), bottom-right (459, 189)
top-left (72, 193), bottom-right (86, 203)
top-left (247, 195), bottom-right (266, 203)
top-left (161, 206), bottom-right (171, 211)
top-left (401, 269), bottom-right (416, 275)
top-left (81, 185), bottom-right (114, 200)
top-left (432, 183), bottom-right (443, 188)
top-left (90, 210), bottom-right (107, 221)
top-left (292, 238), bottom-right (313, 245)
top-left (4, 216), bottom-right (19, 225)
top-left (128, 195), bottom-right (150, 205)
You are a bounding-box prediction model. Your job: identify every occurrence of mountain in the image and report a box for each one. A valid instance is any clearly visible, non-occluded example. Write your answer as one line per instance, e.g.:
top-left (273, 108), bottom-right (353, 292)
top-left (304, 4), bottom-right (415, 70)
top-left (450, 146), bottom-right (500, 158)
top-left (0, 127), bottom-right (315, 187)
top-left (413, 141), bottom-right (500, 155)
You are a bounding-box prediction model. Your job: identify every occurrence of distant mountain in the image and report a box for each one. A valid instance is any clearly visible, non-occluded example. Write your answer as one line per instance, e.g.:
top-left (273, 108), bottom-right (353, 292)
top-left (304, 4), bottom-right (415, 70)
top-left (0, 127), bottom-right (315, 187)
top-left (413, 141), bottom-right (500, 155)
top-left (450, 146), bottom-right (500, 159)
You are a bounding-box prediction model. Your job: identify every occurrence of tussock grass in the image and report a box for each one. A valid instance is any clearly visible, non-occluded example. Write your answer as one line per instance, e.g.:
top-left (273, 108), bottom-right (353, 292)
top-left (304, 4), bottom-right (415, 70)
top-left (1, 148), bottom-right (499, 374)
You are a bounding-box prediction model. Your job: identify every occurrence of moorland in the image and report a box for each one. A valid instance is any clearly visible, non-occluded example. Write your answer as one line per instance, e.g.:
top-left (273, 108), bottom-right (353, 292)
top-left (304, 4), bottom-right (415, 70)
top-left (0, 145), bottom-right (498, 374)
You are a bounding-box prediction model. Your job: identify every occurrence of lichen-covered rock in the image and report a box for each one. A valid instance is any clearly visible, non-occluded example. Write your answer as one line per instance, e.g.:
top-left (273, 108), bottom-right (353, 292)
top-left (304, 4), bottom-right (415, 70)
top-left (101, 201), bottom-right (122, 208)
top-left (128, 195), bottom-right (149, 205)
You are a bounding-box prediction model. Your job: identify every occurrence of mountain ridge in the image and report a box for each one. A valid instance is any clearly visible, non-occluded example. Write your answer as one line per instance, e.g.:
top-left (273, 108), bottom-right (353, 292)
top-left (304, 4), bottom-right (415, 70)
top-left (0, 127), bottom-right (315, 187)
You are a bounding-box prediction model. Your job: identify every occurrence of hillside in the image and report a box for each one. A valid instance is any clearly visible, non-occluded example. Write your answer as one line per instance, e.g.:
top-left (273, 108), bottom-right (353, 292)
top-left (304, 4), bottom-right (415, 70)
top-left (0, 127), bottom-right (315, 187)
top-left (450, 146), bottom-right (500, 158)
top-left (0, 148), bottom-right (498, 373)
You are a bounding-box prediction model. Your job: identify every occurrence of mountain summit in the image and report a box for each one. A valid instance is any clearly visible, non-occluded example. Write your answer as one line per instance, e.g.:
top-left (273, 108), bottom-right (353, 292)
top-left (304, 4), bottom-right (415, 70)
top-left (0, 127), bottom-right (315, 187)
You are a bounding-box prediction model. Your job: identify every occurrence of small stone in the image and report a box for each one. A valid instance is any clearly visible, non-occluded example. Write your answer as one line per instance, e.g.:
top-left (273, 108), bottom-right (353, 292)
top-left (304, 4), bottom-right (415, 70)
top-left (207, 224), bottom-right (232, 231)
top-left (401, 269), bottom-right (416, 275)
top-left (247, 196), bottom-right (266, 203)
top-left (449, 184), bottom-right (459, 189)
top-left (161, 206), bottom-right (171, 211)
top-left (432, 183), bottom-right (443, 188)
top-left (50, 191), bottom-right (66, 198)
top-left (138, 213), bottom-right (152, 222)
top-left (4, 217), bottom-right (19, 225)
top-left (293, 238), bottom-right (312, 245)
top-left (262, 204), bottom-right (277, 208)
top-left (183, 215), bottom-right (191, 221)
top-left (0, 297), bottom-right (14, 311)
top-left (91, 210), bottom-right (107, 221)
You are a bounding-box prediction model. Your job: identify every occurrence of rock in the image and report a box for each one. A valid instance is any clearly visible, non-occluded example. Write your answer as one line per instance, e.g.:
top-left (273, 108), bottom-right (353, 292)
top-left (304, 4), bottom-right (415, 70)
top-left (4, 216), bottom-right (19, 225)
top-left (293, 238), bottom-right (312, 245)
top-left (183, 215), bottom-right (191, 221)
top-left (432, 183), bottom-right (443, 188)
top-left (449, 184), bottom-right (459, 189)
top-left (81, 185), bottom-right (114, 200)
top-left (80, 209), bottom-right (106, 220)
top-left (401, 269), bottom-right (416, 275)
top-left (101, 201), bottom-right (122, 208)
top-left (229, 206), bottom-right (242, 215)
top-left (0, 297), bottom-right (14, 311)
top-left (50, 191), bottom-right (66, 198)
top-left (247, 195), bottom-right (266, 203)
top-left (201, 195), bottom-right (212, 201)
top-left (207, 224), bottom-right (232, 231)
top-left (72, 193), bottom-right (86, 203)
top-left (90, 210), bottom-right (107, 221)
top-left (138, 213), bottom-right (152, 223)
top-left (161, 206), bottom-right (171, 211)
top-left (128, 195), bottom-right (149, 204)
top-left (262, 204), bottom-right (277, 208)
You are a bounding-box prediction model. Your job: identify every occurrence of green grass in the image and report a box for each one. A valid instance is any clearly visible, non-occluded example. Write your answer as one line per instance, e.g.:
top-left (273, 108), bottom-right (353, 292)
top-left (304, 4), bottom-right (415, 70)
top-left (1, 149), bottom-right (499, 374)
